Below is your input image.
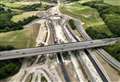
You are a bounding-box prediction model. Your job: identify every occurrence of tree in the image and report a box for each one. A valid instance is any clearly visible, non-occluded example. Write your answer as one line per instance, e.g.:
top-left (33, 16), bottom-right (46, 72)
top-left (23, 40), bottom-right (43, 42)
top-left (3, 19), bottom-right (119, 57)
top-left (104, 14), bottom-right (120, 36)
top-left (86, 27), bottom-right (109, 39)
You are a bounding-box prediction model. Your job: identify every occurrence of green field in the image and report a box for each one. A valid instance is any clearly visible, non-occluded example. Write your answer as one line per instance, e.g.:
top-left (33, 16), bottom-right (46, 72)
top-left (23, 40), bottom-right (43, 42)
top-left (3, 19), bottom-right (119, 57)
top-left (0, 2), bottom-right (30, 9)
top-left (0, 1), bottom-right (50, 12)
top-left (0, 2), bottom-right (40, 9)
top-left (104, 0), bottom-right (120, 6)
top-left (78, 0), bottom-right (120, 6)
top-left (11, 11), bottom-right (39, 23)
top-left (0, 27), bottom-right (39, 49)
top-left (60, 3), bottom-right (113, 36)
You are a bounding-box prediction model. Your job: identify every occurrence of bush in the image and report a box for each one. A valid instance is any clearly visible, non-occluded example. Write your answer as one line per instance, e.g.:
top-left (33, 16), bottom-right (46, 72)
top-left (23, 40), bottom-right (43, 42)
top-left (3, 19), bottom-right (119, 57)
top-left (0, 13), bottom-right (13, 28)
top-left (20, 3), bottom-right (42, 11)
top-left (86, 27), bottom-right (109, 39)
top-left (0, 45), bottom-right (21, 80)
top-left (83, 1), bottom-right (120, 37)
top-left (0, 45), bottom-right (15, 51)
top-left (69, 19), bottom-right (76, 30)
top-left (0, 60), bottom-right (21, 80)
top-left (16, 16), bottom-right (38, 26)
top-left (104, 14), bottom-right (120, 36)
top-left (0, 13), bottom-right (38, 32)
top-left (0, 5), bottom-right (19, 32)
top-left (82, 1), bottom-right (120, 15)
top-left (105, 43), bottom-right (120, 61)
top-left (0, 4), bottom-right (38, 32)
top-left (41, 76), bottom-right (47, 82)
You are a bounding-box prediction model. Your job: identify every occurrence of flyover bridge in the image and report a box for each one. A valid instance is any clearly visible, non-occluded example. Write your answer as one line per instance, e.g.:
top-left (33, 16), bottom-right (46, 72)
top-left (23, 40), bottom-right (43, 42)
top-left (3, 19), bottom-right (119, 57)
top-left (0, 38), bottom-right (119, 60)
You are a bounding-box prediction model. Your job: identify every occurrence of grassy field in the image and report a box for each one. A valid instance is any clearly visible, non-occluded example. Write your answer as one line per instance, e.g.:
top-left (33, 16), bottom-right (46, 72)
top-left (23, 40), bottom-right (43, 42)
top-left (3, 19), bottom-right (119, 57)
top-left (104, 0), bottom-right (120, 6)
top-left (0, 2), bottom-right (40, 9)
top-left (0, 27), bottom-right (39, 49)
top-left (78, 0), bottom-right (95, 4)
top-left (78, 0), bottom-right (120, 6)
top-left (0, 2), bottom-right (29, 9)
top-left (11, 11), bottom-right (39, 23)
top-left (60, 3), bottom-right (113, 36)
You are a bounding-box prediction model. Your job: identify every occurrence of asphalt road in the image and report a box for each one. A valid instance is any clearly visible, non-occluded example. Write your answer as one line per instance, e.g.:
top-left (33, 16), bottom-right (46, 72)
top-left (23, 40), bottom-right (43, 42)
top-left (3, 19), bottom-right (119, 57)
top-left (0, 38), bottom-right (119, 60)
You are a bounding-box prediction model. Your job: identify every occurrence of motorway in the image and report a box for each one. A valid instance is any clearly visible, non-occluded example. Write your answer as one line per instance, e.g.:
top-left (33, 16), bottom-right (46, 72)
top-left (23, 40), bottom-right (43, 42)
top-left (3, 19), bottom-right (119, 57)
top-left (8, 16), bottom-right (62, 82)
top-left (73, 19), bottom-right (120, 71)
top-left (73, 20), bottom-right (120, 81)
top-left (0, 38), bottom-right (119, 60)
top-left (63, 20), bottom-right (110, 82)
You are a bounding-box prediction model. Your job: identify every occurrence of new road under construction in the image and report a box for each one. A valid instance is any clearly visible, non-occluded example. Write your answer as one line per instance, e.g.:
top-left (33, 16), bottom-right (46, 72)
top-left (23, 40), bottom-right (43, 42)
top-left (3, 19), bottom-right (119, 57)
top-left (1, 0), bottom-right (120, 82)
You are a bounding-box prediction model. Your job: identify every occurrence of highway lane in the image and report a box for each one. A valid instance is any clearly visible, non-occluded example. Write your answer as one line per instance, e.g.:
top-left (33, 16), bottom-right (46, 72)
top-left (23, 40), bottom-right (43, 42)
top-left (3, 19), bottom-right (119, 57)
top-left (8, 18), bottom-right (60, 82)
top-left (59, 3), bottom-right (119, 75)
top-left (55, 17), bottom-right (86, 82)
top-left (0, 38), bottom-right (119, 60)
top-left (51, 9), bottom-right (109, 81)
top-left (72, 20), bottom-right (112, 81)
top-left (67, 20), bottom-right (110, 82)
top-left (57, 52), bottom-right (71, 82)
top-left (74, 20), bottom-right (120, 71)
top-left (63, 23), bottom-right (87, 82)
top-left (51, 15), bottom-right (72, 82)
top-left (64, 23), bottom-right (105, 82)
